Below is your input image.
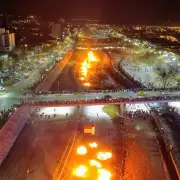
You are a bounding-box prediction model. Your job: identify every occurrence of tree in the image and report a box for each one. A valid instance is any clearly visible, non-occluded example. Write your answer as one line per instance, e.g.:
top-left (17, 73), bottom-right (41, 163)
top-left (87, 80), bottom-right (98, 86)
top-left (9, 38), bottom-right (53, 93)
top-left (0, 60), bottom-right (3, 70)
top-left (9, 48), bottom-right (26, 62)
top-left (9, 51), bottom-right (18, 62)
top-left (155, 65), bottom-right (178, 88)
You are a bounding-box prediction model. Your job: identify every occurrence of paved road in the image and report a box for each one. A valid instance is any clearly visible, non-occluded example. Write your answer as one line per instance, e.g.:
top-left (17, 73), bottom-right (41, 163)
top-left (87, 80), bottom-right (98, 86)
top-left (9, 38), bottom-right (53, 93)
top-left (58, 104), bottom-right (170, 179)
top-left (14, 61), bottom-right (54, 91)
top-left (50, 50), bottom-right (85, 92)
top-left (0, 47), bottom-right (72, 109)
top-left (61, 104), bottom-right (115, 179)
top-left (50, 63), bottom-right (80, 92)
top-left (0, 59), bottom-right (55, 109)
top-left (0, 106), bottom-right (79, 180)
top-left (124, 104), bottom-right (170, 180)
top-left (153, 109), bottom-right (180, 173)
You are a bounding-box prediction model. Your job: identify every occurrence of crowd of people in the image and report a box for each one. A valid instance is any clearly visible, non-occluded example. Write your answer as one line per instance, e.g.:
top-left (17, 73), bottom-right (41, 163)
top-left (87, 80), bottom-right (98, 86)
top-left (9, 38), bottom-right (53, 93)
top-left (19, 95), bottom-right (180, 106)
top-left (0, 109), bottom-right (11, 127)
top-left (0, 105), bottom-right (18, 127)
top-left (0, 104), bottom-right (22, 127)
top-left (126, 109), bottom-right (150, 120)
top-left (20, 86), bottom-right (180, 96)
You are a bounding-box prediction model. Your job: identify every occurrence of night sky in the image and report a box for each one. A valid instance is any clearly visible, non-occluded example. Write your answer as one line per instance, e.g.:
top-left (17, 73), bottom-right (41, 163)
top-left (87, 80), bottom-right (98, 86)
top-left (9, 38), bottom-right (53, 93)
top-left (1, 0), bottom-right (180, 24)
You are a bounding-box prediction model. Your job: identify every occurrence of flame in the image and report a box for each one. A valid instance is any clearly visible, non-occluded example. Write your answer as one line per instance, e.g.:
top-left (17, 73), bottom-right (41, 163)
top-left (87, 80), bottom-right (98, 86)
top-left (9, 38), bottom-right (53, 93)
top-left (97, 152), bottom-right (112, 161)
top-left (73, 165), bottom-right (87, 177)
top-left (98, 168), bottom-right (112, 180)
top-left (89, 142), bottom-right (98, 148)
top-left (81, 67), bottom-right (88, 76)
top-left (82, 60), bottom-right (88, 67)
top-left (76, 145), bottom-right (87, 155)
top-left (88, 51), bottom-right (97, 62)
top-left (90, 160), bottom-right (102, 168)
top-left (79, 51), bottom-right (98, 87)
top-left (84, 82), bottom-right (91, 87)
top-left (80, 77), bottom-right (84, 81)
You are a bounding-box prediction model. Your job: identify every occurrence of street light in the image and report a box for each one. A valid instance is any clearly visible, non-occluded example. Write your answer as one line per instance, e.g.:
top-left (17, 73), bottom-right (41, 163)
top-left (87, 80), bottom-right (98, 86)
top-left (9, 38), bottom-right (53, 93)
top-left (57, 81), bottom-right (60, 92)
top-left (24, 44), bottom-right (28, 54)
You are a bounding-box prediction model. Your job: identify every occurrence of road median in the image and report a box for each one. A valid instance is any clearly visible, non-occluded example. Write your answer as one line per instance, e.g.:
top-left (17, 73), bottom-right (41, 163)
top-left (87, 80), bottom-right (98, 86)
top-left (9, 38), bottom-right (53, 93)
top-left (35, 50), bottom-right (73, 92)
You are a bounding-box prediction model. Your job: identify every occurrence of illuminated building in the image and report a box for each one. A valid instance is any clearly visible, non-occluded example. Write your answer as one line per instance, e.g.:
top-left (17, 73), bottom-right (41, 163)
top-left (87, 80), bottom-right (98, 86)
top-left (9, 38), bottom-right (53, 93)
top-left (0, 13), bottom-right (8, 29)
top-left (51, 18), bottom-right (66, 40)
top-left (0, 28), bottom-right (15, 52)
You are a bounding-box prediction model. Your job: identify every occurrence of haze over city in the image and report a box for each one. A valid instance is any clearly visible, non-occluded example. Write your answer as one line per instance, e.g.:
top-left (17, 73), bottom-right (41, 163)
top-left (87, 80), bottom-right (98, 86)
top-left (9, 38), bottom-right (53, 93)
top-left (0, 0), bottom-right (180, 180)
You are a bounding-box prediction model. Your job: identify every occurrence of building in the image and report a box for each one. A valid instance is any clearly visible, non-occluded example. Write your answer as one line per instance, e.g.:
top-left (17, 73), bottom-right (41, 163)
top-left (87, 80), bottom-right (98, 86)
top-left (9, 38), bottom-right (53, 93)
top-left (51, 18), bottom-right (65, 40)
top-left (0, 13), bottom-right (8, 29)
top-left (71, 18), bottom-right (99, 26)
top-left (0, 28), bottom-right (15, 52)
top-left (51, 23), bottom-right (61, 38)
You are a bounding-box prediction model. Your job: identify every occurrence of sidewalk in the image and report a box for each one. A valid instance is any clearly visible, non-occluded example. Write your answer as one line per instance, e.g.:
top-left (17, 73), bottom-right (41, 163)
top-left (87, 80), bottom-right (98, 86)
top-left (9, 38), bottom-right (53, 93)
top-left (122, 60), bottom-right (160, 88)
top-left (112, 52), bottom-right (179, 89)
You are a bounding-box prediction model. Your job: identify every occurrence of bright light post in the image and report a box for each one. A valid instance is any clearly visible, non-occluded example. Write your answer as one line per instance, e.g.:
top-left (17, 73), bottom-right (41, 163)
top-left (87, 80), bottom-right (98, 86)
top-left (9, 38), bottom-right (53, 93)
top-left (24, 44), bottom-right (28, 54)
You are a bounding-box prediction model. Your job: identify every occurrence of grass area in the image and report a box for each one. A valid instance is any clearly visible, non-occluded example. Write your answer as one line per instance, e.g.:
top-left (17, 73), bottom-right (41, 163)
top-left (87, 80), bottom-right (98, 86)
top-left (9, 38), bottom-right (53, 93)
top-left (102, 105), bottom-right (119, 119)
top-left (137, 91), bottom-right (145, 96)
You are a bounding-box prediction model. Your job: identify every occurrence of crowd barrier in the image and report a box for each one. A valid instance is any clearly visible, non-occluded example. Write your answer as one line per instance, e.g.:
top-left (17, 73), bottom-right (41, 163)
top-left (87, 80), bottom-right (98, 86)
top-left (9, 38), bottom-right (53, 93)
top-left (0, 104), bottom-right (30, 166)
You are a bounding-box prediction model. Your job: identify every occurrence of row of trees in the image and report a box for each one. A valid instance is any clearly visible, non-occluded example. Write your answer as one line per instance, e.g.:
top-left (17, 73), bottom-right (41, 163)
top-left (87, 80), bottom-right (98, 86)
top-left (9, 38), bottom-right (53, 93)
top-left (155, 65), bottom-right (179, 88)
top-left (0, 47), bottom-right (28, 70)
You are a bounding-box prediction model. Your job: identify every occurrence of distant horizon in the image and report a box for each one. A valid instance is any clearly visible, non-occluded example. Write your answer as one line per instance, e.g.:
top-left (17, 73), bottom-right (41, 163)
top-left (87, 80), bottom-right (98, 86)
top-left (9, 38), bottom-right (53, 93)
top-left (2, 13), bottom-right (180, 26)
top-left (1, 0), bottom-right (180, 25)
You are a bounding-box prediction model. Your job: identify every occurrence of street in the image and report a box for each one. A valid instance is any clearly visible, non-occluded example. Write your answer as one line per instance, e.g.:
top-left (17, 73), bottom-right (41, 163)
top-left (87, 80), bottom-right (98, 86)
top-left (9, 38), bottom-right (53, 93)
top-left (124, 110), bottom-right (169, 180)
top-left (0, 106), bottom-right (79, 180)
top-left (58, 104), bottom-right (115, 179)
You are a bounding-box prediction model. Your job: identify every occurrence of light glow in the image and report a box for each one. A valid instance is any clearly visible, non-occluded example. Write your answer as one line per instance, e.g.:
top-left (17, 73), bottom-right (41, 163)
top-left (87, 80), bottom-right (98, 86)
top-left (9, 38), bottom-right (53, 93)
top-left (97, 152), bottom-right (112, 161)
top-left (98, 168), bottom-right (112, 180)
top-left (80, 77), bottom-right (85, 81)
top-left (77, 145), bottom-right (87, 155)
top-left (90, 160), bottom-right (102, 168)
top-left (89, 142), bottom-right (98, 148)
top-left (37, 106), bottom-right (75, 116)
top-left (73, 165), bottom-right (87, 177)
top-left (84, 82), bottom-right (91, 87)
top-left (79, 51), bottom-right (99, 87)
top-left (84, 105), bottom-right (111, 120)
top-left (88, 51), bottom-right (98, 62)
